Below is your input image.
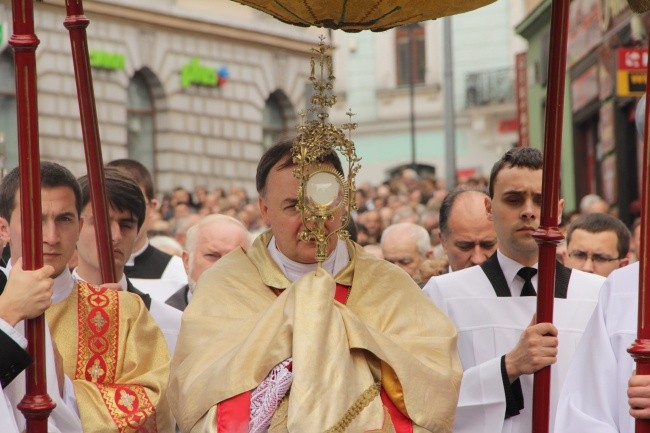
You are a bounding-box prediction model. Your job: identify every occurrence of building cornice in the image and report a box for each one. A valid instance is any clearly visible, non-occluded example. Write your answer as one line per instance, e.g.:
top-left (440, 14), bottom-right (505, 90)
top-left (41, 0), bottom-right (318, 54)
top-left (515, 0), bottom-right (551, 40)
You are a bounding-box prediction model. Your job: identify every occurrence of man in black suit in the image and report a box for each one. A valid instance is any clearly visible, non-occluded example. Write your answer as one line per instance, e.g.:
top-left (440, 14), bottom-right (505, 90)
top-left (107, 159), bottom-right (187, 293)
top-left (166, 214), bottom-right (249, 311)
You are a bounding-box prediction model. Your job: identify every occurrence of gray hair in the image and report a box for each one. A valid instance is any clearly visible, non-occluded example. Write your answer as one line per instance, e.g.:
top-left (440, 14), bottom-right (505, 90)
top-left (579, 194), bottom-right (605, 213)
top-left (380, 222), bottom-right (431, 257)
top-left (185, 214), bottom-right (251, 258)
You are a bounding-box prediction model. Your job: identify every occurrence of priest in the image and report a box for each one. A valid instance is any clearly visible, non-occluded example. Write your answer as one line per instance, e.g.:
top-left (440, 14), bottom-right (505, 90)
top-left (170, 140), bottom-right (463, 433)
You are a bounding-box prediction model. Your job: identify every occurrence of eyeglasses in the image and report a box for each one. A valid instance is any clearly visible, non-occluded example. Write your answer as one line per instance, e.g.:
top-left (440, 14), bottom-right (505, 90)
top-left (567, 250), bottom-right (620, 264)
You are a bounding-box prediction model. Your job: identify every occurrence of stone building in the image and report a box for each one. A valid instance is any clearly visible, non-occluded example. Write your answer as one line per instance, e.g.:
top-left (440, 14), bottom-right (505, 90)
top-left (0, 0), bottom-right (318, 195)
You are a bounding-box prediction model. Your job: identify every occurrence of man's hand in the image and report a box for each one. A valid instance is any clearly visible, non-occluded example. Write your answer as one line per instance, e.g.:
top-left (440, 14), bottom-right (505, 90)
top-left (0, 258), bottom-right (55, 327)
top-left (629, 371), bottom-right (650, 419)
top-left (505, 314), bottom-right (558, 383)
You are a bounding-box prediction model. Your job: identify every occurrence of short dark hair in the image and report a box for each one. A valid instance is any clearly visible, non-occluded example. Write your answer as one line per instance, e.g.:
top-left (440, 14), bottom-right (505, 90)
top-left (488, 147), bottom-right (543, 198)
top-left (0, 161), bottom-right (82, 222)
top-left (106, 159), bottom-right (154, 201)
top-left (77, 168), bottom-right (146, 231)
top-left (256, 137), bottom-right (344, 196)
top-left (439, 186), bottom-right (489, 236)
top-left (566, 213), bottom-right (631, 259)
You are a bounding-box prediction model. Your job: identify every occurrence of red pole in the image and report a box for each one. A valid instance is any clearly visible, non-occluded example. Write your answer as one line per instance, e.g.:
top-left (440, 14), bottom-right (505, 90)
top-left (627, 34), bottom-right (650, 433)
top-left (9, 1), bottom-right (55, 432)
top-left (63, 0), bottom-right (116, 284)
top-left (530, 1), bottom-right (570, 432)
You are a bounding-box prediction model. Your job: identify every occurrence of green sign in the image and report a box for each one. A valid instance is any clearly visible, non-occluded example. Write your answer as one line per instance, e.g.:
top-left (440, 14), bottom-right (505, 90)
top-left (181, 58), bottom-right (217, 89)
top-left (0, 23), bottom-right (4, 48)
top-left (89, 50), bottom-right (125, 70)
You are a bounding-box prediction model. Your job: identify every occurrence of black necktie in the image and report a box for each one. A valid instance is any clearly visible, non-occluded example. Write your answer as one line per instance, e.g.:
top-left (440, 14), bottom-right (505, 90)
top-left (517, 267), bottom-right (537, 296)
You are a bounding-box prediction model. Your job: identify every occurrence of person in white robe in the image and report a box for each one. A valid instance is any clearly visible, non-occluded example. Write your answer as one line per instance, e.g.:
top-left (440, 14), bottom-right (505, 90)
top-left (424, 147), bottom-right (605, 433)
top-left (0, 261), bottom-right (83, 433)
top-left (554, 262), bottom-right (643, 433)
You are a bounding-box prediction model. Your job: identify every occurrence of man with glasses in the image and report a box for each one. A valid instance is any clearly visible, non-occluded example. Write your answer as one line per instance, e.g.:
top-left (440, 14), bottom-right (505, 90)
top-left (562, 213), bottom-right (630, 277)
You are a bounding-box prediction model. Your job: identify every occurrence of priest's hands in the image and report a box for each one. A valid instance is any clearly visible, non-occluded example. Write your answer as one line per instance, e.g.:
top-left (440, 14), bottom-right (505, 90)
top-left (628, 371), bottom-right (650, 419)
top-left (0, 258), bottom-right (55, 327)
top-left (505, 314), bottom-right (558, 383)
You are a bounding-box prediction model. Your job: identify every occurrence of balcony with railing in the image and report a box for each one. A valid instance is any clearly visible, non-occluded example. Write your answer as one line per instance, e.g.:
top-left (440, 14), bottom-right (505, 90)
top-left (465, 67), bottom-right (514, 108)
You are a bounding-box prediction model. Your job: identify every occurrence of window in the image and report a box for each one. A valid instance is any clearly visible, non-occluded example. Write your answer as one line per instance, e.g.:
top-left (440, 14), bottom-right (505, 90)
top-left (127, 71), bottom-right (155, 172)
top-left (0, 50), bottom-right (17, 172)
top-left (263, 91), bottom-right (289, 149)
top-left (396, 23), bottom-right (425, 86)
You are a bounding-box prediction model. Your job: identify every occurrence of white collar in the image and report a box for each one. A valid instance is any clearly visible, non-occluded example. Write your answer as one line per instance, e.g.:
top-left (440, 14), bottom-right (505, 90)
top-left (497, 250), bottom-right (538, 296)
top-left (7, 260), bottom-right (75, 305)
top-left (126, 240), bottom-right (149, 267)
top-left (72, 268), bottom-right (127, 291)
top-left (267, 236), bottom-right (349, 282)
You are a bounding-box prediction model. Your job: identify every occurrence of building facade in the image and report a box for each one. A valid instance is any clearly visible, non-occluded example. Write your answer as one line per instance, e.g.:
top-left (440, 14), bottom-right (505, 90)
top-left (0, 0), bottom-right (319, 195)
top-left (328, 0), bottom-right (526, 186)
top-left (517, 0), bottom-right (645, 222)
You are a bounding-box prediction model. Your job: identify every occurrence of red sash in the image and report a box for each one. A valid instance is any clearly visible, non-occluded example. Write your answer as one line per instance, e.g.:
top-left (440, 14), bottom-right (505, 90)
top-left (215, 283), bottom-right (413, 432)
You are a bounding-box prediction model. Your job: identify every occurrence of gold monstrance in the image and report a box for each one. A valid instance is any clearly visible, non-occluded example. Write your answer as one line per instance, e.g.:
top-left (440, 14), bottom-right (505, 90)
top-left (292, 37), bottom-right (361, 264)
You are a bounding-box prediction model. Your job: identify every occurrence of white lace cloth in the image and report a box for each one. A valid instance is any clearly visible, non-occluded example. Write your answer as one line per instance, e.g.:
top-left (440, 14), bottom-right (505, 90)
top-left (249, 358), bottom-right (293, 433)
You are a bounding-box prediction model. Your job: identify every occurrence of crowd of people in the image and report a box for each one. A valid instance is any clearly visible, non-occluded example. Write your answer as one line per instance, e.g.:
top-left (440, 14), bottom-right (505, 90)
top-left (0, 141), bottom-right (646, 433)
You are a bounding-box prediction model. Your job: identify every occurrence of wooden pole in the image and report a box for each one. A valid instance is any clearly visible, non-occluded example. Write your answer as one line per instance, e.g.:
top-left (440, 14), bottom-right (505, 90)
top-left (9, 1), bottom-right (55, 432)
top-left (63, 0), bottom-right (116, 284)
top-left (627, 34), bottom-right (650, 433)
top-left (530, 1), bottom-right (570, 432)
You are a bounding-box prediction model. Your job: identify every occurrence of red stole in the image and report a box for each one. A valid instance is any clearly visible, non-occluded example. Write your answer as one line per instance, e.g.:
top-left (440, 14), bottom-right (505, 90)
top-left (215, 283), bottom-right (413, 433)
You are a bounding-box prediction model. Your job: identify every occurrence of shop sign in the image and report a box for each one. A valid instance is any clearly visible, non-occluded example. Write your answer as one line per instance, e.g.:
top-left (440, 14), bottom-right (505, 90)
top-left (616, 47), bottom-right (647, 97)
top-left (89, 50), bottom-right (125, 70)
top-left (180, 57), bottom-right (230, 89)
top-left (515, 52), bottom-right (529, 147)
top-left (498, 119), bottom-right (518, 133)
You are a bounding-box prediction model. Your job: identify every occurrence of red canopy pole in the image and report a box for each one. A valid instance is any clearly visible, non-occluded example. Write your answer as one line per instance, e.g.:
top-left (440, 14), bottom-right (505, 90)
top-left (9, 1), bottom-right (55, 432)
top-left (530, 1), bottom-right (570, 432)
top-left (627, 34), bottom-right (650, 433)
top-left (63, 0), bottom-right (116, 284)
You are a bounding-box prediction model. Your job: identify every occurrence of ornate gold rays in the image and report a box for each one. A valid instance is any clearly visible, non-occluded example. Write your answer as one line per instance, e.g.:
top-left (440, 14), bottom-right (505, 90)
top-left (292, 37), bottom-right (361, 263)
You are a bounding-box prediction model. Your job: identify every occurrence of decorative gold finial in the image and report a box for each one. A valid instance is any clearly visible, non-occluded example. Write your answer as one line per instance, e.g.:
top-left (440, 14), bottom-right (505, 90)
top-left (292, 37), bottom-right (361, 264)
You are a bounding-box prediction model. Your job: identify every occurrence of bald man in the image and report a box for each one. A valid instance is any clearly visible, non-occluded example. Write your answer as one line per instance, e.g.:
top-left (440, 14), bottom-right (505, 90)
top-left (165, 214), bottom-right (250, 311)
top-left (380, 222), bottom-right (432, 286)
top-left (439, 186), bottom-right (498, 272)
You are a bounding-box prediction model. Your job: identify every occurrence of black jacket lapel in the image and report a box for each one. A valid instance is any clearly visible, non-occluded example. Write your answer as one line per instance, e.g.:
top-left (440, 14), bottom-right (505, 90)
top-left (480, 253), bottom-right (512, 297)
top-left (480, 252), bottom-right (572, 298)
top-left (126, 278), bottom-right (152, 310)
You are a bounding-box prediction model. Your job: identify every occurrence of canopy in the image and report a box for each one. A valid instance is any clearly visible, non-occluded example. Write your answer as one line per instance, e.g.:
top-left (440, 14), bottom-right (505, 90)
top-left (627, 0), bottom-right (650, 12)
top-left (230, 0), bottom-right (496, 31)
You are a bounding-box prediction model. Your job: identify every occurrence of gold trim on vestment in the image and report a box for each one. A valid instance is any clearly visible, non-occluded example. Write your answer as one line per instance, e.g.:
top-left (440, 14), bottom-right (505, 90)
top-left (75, 281), bottom-right (119, 384)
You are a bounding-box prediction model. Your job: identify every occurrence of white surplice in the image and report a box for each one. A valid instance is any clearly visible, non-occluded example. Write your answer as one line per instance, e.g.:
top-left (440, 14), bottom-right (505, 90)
top-left (423, 254), bottom-right (604, 433)
top-left (554, 262), bottom-right (639, 433)
top-left (3, 320), bottom-right (84, 433)
top-left (1, 264), bottom-right (83, 433)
